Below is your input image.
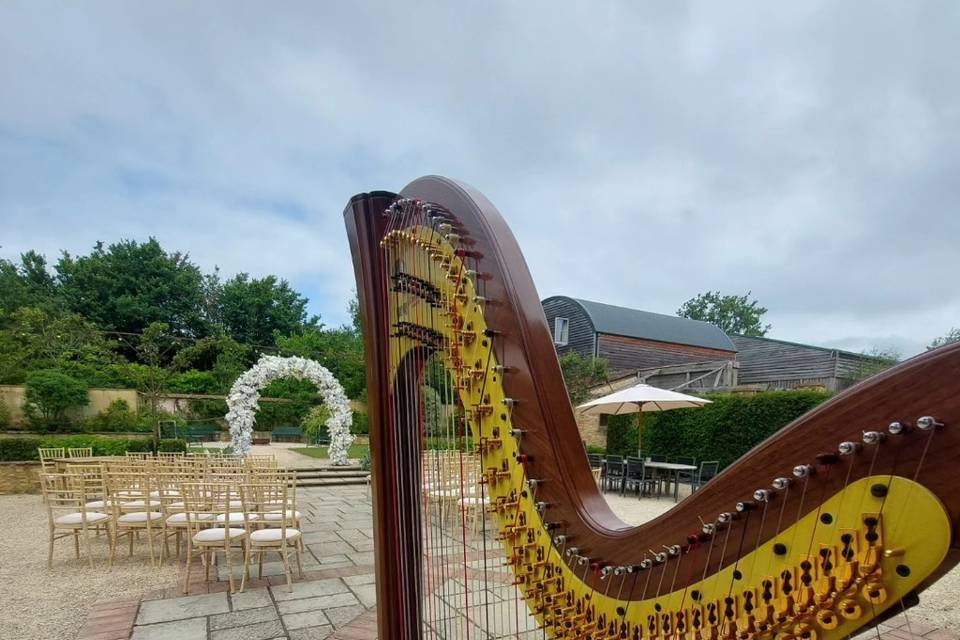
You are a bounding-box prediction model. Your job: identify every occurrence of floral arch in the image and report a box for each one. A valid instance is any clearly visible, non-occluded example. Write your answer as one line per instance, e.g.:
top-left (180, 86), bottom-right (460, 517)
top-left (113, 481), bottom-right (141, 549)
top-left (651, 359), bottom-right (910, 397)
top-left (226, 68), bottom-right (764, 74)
top-left (225, 355), bottom-right (353, 464)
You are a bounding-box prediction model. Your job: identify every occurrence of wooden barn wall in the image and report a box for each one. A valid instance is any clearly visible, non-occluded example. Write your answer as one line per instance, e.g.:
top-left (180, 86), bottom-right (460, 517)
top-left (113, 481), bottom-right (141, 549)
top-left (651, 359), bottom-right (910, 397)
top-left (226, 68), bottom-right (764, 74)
top-left (732, 335), bottom-right (843, 387)
top-left (596, 334), bottom-right (736, 374)
top-left (541, 298), bottom-right (595, 358)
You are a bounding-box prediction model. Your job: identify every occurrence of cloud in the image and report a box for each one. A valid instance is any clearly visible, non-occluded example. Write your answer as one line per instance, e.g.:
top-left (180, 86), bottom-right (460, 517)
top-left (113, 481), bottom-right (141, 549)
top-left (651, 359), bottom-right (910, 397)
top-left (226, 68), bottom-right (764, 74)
top-left (1, 1), bottom-right (958, 351)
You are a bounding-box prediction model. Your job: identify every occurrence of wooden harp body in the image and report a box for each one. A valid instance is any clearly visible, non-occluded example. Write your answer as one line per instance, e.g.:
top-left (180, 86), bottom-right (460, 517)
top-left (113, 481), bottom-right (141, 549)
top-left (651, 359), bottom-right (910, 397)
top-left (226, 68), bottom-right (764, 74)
top-left (344, 175), bottom-right (960, 639)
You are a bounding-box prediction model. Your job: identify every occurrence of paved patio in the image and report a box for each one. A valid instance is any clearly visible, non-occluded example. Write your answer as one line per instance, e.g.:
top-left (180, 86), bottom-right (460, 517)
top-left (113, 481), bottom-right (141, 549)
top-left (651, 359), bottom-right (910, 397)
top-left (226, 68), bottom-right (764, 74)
top-left (76, 484), bottom-right (957, 640)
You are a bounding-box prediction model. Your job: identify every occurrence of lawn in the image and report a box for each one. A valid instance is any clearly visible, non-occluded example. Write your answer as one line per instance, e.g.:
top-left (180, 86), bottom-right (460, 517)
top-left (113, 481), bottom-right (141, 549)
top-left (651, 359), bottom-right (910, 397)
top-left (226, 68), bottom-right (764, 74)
top-left (293, 444), bottom-right (369, 459)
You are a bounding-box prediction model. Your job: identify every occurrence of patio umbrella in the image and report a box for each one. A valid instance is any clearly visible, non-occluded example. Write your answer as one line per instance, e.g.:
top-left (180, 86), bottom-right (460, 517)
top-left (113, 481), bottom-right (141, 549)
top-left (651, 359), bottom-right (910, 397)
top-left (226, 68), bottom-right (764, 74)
top-left (577, 383), bottom-right (711, 454)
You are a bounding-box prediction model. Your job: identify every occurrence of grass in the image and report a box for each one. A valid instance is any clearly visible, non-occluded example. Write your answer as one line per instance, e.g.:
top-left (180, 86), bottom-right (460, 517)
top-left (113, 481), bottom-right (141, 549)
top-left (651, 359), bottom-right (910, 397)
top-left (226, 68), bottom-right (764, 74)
top-left (293, 444), bottom-right (369, 459)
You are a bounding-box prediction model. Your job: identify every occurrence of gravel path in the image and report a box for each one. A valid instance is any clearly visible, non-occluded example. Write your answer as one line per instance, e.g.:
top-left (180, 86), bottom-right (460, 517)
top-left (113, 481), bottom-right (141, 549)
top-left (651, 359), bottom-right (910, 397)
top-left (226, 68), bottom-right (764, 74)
top-left (0, 495), bottom-right (180, 640)
top-left (604, 490), bottom-right (960, 631)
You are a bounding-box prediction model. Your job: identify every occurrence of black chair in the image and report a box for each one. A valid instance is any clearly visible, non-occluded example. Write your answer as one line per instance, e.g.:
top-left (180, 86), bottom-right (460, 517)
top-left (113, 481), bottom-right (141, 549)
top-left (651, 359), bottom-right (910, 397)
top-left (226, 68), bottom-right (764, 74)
top-left (647, 453), bottom-right (667, 462)
top-left (602, 455), bottom-right (625, 493)
top-left (587, 453), bottom-right (603, 469)
top-left (691, 461), bottom-right (720, 492)
top-left (621, 456), bottom-right (659, 497)
top-left (672, 456), bottom-right (697, 484)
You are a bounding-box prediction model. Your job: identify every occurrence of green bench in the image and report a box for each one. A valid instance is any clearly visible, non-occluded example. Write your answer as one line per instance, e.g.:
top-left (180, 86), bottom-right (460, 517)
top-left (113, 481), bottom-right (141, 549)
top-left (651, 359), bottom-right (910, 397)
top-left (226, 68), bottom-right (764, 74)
top-left (272, 425), bottom-right (304, 443)
top-left (185, 423), bottom-right (220, 443)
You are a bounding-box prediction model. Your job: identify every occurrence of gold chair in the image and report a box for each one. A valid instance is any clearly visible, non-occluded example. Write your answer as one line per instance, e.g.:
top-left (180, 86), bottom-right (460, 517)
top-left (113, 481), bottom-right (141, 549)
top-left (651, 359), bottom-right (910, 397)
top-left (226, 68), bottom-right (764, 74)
top-left (41, 470), bottom-right (111, 568)
top-left (38, 447), bottom-right (66, 474)
top-left (68, 447), bottom-right (94, 458)
top-left (105, 471), bottom-right (164, 566)
top-left (240, 479), bottom-right (303, 592)
top-left (181, 482), bottom-right (248, 594)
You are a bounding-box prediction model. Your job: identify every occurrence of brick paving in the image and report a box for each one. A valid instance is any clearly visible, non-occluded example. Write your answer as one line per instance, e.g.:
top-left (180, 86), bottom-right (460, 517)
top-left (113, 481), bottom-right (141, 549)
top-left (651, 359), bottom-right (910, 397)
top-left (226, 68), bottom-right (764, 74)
top-left (77, 485), bottom-right (958, 640)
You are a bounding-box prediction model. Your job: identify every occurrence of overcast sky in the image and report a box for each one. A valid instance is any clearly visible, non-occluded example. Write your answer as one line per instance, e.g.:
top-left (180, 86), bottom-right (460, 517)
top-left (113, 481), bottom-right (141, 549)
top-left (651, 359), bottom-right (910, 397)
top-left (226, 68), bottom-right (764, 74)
top-left (2, 2), bottom-right (957, 356)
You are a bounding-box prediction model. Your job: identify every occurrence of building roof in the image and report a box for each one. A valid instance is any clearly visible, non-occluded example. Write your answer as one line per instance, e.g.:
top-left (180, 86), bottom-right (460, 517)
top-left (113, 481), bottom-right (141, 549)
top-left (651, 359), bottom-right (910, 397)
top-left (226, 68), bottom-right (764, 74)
top-left (545, 296), bottom-right (737, 352)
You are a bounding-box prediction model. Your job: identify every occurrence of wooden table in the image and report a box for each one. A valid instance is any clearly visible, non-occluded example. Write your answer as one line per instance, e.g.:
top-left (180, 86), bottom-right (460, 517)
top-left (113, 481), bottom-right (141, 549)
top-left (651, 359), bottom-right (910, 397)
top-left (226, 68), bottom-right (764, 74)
top-left (643, 461), bottom-right (697, 502)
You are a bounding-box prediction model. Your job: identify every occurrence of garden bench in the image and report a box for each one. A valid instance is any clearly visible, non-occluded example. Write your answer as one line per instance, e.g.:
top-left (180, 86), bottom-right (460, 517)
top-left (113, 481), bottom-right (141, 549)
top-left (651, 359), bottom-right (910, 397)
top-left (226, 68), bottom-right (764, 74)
top-left (272, 426), bottom-right (303, 443)
top-left (185, 423), bottom-right (220, 443)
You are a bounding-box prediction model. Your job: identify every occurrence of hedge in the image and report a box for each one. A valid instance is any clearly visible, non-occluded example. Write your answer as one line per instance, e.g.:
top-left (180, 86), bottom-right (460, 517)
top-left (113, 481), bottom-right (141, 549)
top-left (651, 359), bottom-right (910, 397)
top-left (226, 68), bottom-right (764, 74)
top-left (158, 438), bottom-right (188, 453)
top-left (605, 389), bottom-right (831, 468)
top-left (0, 435), bottom-right (154, 461)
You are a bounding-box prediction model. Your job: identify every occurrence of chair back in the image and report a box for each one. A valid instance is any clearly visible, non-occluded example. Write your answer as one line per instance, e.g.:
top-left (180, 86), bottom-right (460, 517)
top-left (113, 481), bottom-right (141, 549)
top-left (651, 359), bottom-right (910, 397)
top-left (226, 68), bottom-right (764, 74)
top-left (68, 447), bottom-right (94, 459)
top-left (672, 455), bottom-right (696, 466)
top-left (587, 453), bottom-right (603, 469)
top-left (38, 447), bottom-right (66, 473)
top-left (241, 477), bottom-right (296, 540)
top-left (603, 455), bottom-right (624, 476)
top-left (624, 456), bottom-right (645, 479)
top-left (41, 471), bottom-right (99, 525)
top-left (647, 453), bottom-right (667, 463)
top-left (698, 461), bottom-right (720, 483)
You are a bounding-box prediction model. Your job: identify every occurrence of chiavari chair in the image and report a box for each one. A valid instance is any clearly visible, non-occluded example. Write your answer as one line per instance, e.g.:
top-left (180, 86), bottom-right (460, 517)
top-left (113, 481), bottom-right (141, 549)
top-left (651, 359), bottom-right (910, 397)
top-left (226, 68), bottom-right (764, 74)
top-left (125, 451), bottom-right (152, 460)
top-left (105, 470), bottom-right (164, 566)
top-left (38, 447), bottom-right (65, 475)
top-left (41, 469), bottom-right (110, 568)
top-left (181, 482), bottom-right (248, 594)
top-left (67, 447), bottom-right (94, 458)
top-left (239, 479), bottom-right (303, 592)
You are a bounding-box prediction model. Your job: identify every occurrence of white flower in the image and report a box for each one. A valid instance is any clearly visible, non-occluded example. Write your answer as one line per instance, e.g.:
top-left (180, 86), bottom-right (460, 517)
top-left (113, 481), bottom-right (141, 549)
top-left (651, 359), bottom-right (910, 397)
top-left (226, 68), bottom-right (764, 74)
top-left (225, 355), bottom-right (354, 463)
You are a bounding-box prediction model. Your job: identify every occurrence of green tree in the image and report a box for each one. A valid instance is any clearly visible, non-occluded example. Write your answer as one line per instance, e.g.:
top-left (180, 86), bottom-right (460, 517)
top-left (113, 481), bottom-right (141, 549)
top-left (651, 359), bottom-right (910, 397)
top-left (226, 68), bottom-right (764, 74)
top-left (0, 307), bottom-right (116, 384)
top-left (677, 290), bottom-right (770, 336)
top-left (135, 322), bottom-right (179, 439)
top-left (0, 251), bottom-right (60, 315)
top-left (23, 370), bottom-right (89, 430)
top-left (301, 405), bottom-right (331, 443)
top-left (277, 314), bottom-right (365, 399)
top-left (56, 238), bottom-right (207, 337)
top-left (849, 347), bottom-right (900, 383)
top-left (218, 273), bottom-right (314, 347)
top-left (558, 352), bottom-right (608, 405)
top-left (928, 328), bottom-right (960, 351)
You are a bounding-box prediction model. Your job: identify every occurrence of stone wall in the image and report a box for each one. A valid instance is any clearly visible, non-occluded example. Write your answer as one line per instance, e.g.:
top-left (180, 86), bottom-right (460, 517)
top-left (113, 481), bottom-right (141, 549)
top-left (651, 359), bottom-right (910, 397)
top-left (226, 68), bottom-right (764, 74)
top-left (0, 461), bottom-right (41, 494)
top-left (0, 385), bottom-right (140, 427)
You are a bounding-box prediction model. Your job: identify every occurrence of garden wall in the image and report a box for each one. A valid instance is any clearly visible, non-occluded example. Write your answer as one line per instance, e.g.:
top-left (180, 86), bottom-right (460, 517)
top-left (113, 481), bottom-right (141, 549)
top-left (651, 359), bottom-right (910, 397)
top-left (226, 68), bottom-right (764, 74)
top-left (0, 462), bottom-right (41, 494)
top-left (0, 385), bottom-right (140, 427)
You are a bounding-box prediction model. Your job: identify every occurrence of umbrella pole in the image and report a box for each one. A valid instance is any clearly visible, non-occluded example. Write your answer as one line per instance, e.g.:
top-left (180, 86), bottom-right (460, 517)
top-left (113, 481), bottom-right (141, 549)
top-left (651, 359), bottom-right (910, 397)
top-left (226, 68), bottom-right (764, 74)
top-left (636, 402), bottom-right (643, 458)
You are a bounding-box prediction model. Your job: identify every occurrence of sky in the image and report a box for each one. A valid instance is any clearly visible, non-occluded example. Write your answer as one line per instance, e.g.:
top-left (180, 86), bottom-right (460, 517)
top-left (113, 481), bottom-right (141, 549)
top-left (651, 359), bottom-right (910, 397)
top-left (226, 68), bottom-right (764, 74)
top-left (1, 2), bottom-right (958, 357)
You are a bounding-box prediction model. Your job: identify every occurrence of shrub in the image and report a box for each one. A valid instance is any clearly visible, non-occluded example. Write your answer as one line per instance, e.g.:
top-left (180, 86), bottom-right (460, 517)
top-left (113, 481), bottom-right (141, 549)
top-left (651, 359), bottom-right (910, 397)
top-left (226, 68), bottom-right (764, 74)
top-left (605, 389), bottom-right (831, 468)
top-left (351, 410), bottom-right (369, 435)
top-left (0, 399), bottom-right (10, 429)
top-left (301, 405), bottom-right (331, 443)
top-left (0, 435), bottom-right (153, 461)
top-left (23, 370), bottom-right (89, 431)
top-left (84, 399), bottom-right (139, 432)
top-left (158, 438), bottom-right (187, 453)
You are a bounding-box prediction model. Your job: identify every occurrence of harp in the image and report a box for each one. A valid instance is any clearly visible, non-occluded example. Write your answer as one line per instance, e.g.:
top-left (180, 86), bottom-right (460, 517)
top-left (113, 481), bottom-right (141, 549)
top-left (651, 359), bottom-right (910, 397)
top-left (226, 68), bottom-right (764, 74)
top-left (344, 175), bottom-right (960, 639)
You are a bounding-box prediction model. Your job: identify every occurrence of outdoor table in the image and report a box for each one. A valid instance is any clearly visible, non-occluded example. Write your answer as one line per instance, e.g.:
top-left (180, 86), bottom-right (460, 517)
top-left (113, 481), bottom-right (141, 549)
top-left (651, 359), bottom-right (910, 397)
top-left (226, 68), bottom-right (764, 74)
top-left (643, 461), bottom-right (697, 502)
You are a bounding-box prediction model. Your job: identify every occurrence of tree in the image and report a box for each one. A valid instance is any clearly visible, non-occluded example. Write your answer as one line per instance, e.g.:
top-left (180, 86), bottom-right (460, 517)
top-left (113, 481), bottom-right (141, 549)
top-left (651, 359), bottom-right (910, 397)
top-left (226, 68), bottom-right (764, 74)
top-left (928, 328), bottom-right (960, 351)
top-left (849, 347), bottom-right (901, 383)
top-left (301, 405), bottom-right (332, 443)
top-left (218, 273), bottom-right (315, 347)
top-left (0, 251), bottom-right (60, 315)
top-left (677, 291), bottom-right (770, 336)
top-left (135, 322), bottom-right (179, 439)
top-left (56, 238), bottom-right (207, 337)
top-left (559, 352), bottom-right (609, 406)
top-left (22, 369), bottom-right (89, 430)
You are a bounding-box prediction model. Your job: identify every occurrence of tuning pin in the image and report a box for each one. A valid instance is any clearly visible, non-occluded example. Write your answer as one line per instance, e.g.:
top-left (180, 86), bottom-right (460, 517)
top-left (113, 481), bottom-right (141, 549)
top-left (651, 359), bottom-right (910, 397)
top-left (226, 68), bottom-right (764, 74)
top-left (502, 398), bottom-right (518, 408)
top-left (535, 501), bottom-right (549, 512)
top-left (793, 464), bottom-right (815, 478)
top-left (638, 558), bottom-right (653, 570)
top-left (701, 522), bottom-right (716, 536)
top-left (577, 555), bottom-right (590, 566)
top-left (565, 546), bottom-right (580, 557)
top-left (553, 534), bottom-right (569, 545)
top-left (492, 365), bottom-right (514, 375)
top-left (717, 512), bottom-right (734, 524)
top-left (772, 477), bottom-right (791, 491)
top-left (838, 441), bottom-right (861, 456)
top-left (917, 416), bottom-right (944, 431)
top-left (753, 489), bottom-right (772, 502)
top-left (509, 429), bottom-right (526, 439)
top-left (526, 479), bottom-right (542, 490)
top-left (650, 550), bottom-right (668, 564)
top-left (888, 421), bottom-right (911, 436)
top-left (665, 545), bottom-right (681, 557)
top-left (736, 500), bottom-right (756, 512)
top-left (600, 566), bottom-right (615, 579)
top-left (862, 431), bottom-right (886, 445)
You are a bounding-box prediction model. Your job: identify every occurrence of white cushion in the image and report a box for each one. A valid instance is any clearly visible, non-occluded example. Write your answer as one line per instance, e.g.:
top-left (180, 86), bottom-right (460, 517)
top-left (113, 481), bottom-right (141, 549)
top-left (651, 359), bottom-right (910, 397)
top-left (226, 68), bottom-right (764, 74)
top-left (215, 512), bottom-right (258, 524)
top-left (85, 500), bottom-right (115, 509)
top-left (250, 528), bottom-right (301, 543)
top-left (117, 511), bottom-right (163, 523)
top-left (428, 489), bottom-right (477, 499)
top-left (193, 527), bottom-right (246, 542)
top-left (122, 499), bottom-right (161, 509)
top-left (459, 497), bottom-right (489, 506)
top-left (262, 510), bottom-right (301, 521)
top-left (150, 490), bottom-right (180, 497)
top-left (166, 512), bottom-right (213, 524)
top-left (55, 512), bottom-right (110, 526)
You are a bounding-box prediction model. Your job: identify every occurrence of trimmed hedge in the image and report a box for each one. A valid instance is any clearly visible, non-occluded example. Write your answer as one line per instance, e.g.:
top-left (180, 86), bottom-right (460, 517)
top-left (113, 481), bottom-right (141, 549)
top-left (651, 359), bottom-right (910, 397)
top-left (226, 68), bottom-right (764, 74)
top-left (158, 438), bottom-right (188, 453)
top-left (0, 435), bottom-right (153, 461)
top-left (606, 389), bottom-right (831, 468)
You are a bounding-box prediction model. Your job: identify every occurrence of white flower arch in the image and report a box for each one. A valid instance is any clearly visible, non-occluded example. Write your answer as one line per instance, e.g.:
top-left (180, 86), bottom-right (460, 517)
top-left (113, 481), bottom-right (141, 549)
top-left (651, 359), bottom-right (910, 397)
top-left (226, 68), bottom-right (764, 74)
top-left (226, 355), bottom-right (354, 464)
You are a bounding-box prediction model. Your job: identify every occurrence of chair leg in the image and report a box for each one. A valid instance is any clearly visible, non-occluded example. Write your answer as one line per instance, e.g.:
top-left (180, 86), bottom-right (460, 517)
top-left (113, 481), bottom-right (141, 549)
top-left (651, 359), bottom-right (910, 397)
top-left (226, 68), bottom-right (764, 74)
top-left (82, 525), bottom-right (93, 569)
top-left (295, 544), bottom-right (304, 579)
top-left (48, 526), bottom-right (55, 569)
top-left (224, 543), bottom-right (236, 594)
top-left (183, 544), bottom-right (194, 594)
top-left (240, 545), bottom-right (251, 592)
top-left (74, 531), bottom-right (80, 559)
top-left (279, 546), bottom-right (293, 592)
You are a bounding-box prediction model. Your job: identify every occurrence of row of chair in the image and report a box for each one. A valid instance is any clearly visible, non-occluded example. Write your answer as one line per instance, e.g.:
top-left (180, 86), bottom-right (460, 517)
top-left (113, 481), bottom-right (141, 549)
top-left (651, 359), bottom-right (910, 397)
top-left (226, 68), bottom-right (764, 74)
top-left (589, 454), bottom-right (720, 498)
top-left (40, 453), bottom-right (303, 593)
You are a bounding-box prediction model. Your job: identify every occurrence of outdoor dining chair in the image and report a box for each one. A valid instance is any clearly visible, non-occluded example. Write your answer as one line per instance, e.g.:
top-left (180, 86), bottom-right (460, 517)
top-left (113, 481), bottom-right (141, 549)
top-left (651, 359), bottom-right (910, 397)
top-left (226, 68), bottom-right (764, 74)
top-left (672, 456), bottom-right (697, 484)
top-left (601, 455), bottom-right (624, 493)
top-left (621, 456), bottom-right (658, 497)
top-left (691, 461), bottom-right (720, 492)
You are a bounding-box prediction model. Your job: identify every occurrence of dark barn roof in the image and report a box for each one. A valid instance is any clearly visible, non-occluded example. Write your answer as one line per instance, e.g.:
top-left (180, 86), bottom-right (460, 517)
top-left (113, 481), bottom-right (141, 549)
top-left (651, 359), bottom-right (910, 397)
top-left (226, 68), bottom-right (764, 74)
top-left (544, 296), bottom-right (737, 352)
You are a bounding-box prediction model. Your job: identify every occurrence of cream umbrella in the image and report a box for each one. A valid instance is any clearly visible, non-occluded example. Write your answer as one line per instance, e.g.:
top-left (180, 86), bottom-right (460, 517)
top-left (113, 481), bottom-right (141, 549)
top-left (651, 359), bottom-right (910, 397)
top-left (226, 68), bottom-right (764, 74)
top-left (577, 383), bottom-right (711, 454)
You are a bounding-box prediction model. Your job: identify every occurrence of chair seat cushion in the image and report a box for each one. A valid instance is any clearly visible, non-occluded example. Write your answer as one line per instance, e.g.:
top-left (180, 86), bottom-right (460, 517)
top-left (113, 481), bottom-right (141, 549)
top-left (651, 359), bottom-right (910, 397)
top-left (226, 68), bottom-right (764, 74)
top-left (117, 511), bottom-right (163, 523)
top-left (250, 528), bottom-right (301, 544)
top-left (215, 512), bottom-right (258, 524)
top-left (55, 511), bottom-right (110, 526)
top-left (84, 500), bottom-right (115, 509)
top-left (193, 527), bottom-right (246, 542)
top-left (122, 499), bottom-right (161, 509)
top-left (166, 512), bottom-right (213, 524)
top-left (459, 497), bottom-right (489, 506)
top-left (262, 510), bottom-right (301, 521)
top-left (150, 490), bottom-right (180, 497)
